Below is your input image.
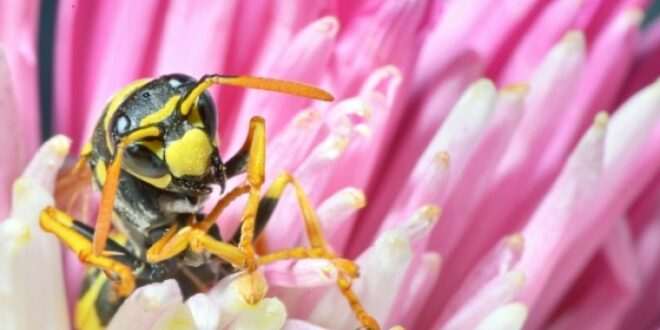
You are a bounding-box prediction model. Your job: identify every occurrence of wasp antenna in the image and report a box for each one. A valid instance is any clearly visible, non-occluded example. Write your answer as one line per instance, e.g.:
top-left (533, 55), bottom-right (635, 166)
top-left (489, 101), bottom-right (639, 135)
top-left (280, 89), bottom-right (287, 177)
top-left (180, 75), bottom-right (334, 116)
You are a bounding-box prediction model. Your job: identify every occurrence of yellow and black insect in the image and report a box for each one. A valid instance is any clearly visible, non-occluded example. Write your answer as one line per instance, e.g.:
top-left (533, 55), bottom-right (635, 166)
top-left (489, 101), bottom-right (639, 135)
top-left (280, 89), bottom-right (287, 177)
top-left (39, 74), bottom-right (380, 330)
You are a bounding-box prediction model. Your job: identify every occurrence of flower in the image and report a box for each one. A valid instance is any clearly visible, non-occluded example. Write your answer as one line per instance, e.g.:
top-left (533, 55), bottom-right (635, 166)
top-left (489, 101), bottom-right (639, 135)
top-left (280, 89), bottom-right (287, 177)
top-left (2, 1), bottom-right (660, 329)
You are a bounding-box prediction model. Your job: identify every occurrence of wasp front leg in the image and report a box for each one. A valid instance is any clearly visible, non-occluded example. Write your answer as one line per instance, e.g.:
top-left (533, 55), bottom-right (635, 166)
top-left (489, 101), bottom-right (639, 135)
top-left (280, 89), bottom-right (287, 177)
top-left (39, 206), bottom-right (136, 296)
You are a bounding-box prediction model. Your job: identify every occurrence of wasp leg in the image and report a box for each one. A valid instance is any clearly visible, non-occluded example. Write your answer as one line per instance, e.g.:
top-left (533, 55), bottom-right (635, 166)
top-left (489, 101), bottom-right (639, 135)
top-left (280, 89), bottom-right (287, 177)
top-left (146, 183), bottom-right (249, 262)
top-left (92, 127), bottom-right (161, 255)
top-left (39, 206), bottom-right (136, 296)
top-left (147, 223), bottom-right (248, 268)
top-left (245, 172), bottom-right (379, 330)
top-left (196, 183), bottom-right (251, 232)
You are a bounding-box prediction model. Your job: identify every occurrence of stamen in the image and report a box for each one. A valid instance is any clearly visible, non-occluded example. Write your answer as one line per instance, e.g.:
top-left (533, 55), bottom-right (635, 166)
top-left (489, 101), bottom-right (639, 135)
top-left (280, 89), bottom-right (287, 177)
top-left (317, 188), bottom-right (366, 233)
top-left (401, 205), bottom-right (441, 241)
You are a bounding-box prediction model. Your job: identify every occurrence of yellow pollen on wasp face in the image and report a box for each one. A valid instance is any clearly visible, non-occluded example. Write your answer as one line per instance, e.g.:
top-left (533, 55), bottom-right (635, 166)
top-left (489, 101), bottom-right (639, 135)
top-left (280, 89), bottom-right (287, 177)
top-left (165, 129), bottom-right (213, 178)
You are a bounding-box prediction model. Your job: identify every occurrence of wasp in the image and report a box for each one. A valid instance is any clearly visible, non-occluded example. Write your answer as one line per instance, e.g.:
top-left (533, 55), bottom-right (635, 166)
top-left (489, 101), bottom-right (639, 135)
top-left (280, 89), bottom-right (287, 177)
top-left (39, 74), bottom-right (380, 329)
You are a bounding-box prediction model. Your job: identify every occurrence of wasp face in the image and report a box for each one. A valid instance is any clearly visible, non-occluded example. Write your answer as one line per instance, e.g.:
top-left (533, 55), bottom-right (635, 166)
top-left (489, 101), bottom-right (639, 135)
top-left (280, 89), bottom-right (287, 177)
top-left (106, 74), bottom-right (226, 196)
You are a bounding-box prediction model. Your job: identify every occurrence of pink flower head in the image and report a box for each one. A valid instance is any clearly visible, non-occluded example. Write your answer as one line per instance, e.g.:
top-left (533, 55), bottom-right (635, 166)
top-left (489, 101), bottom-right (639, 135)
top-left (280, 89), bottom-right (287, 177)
top-left (1, 1), bottom-right (660, 329)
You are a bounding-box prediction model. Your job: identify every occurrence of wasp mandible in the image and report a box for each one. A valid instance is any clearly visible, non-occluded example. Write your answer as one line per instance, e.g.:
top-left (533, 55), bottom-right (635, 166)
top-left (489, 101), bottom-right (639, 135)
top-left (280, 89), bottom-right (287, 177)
top-left (40, 74), bottom-right (380, 330)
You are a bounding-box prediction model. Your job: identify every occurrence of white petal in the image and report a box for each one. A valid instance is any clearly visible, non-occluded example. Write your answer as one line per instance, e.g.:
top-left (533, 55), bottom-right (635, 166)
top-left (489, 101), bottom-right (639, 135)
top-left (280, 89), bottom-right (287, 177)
top-left (423, 78), bottom-right (497, 180)
top-left (208, 273), bottom-right (287, 330)
top-left (108, 280), bottom-right (184, 330)
top-left (475, 302), bottom-right (528, 330)
top-left (605, 78), bottom-right (660, 166)
top-left (152, 303), bottom-right (196, 330)
top-left (227, 298), bottom-right (287, 330)
top-left (186, 293), bottom-right (221, 330)
top-left (0, 136), bottom-right (71, 330)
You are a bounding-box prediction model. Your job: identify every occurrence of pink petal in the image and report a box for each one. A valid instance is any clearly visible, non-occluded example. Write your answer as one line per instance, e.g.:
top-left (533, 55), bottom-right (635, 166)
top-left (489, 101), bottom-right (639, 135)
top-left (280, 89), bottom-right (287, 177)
top-left (355, 53), bottom-right (481, 254)
top-left (411, 0), bottom-right (493, 94)
top-left (0, 0), bottom-right (40, 154)
top-left (522, 78), bottom-right (660, 328)
top-left (283, 319), bottom-right (325, 330)
top-left (547, 221), bottom-right (640, 330)
top-left (391, 252), bottom-right (442, 327)
top-left (430, 82), bottom-right (523, 256)
top-left (154, 1), bottom-right (237, 76)
top-left (539, 9), bottom-right (643, 180)
top-left (438, 234), bottom-right (525, 329)
top-left (468, 0), bottom-right (545, 78)
top-left (498, 0), bottom-right (586, 84)
top-left (436, 33), bottom-right (586, 296)
top-left (619, 18), bottom-right (660, 103)
top-left (330, 0), bottom-right (426, 96)
top-left (230, 16), bottom-right (338, 144)
top-left (55, 1), bottom-right (166, 149)
top-left (266, 109), bottom-right (323, 174)
top-left (516, 112), bottom-right (607, 326)
top-left (0, 49), bottom-right (28, 219)
top-left (621, 215), bottom-right (660, 328)
top-left (320, 66), bottom-right (403, 253)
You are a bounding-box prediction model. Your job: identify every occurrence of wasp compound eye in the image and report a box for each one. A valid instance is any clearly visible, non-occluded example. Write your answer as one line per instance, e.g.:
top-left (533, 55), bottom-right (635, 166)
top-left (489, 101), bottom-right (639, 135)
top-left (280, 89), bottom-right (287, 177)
top-left (124, 143), bottom-right (169, 178)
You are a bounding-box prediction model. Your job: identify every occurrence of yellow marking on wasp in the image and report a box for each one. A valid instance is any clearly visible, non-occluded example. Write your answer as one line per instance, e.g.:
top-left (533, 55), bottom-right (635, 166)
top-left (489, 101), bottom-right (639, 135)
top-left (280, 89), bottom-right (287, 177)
top-left (103, 79), bottom-right (151, 152)
top-left (139, 95), bottom-right (181, 127)
top-left (125, 126), bottom-right (161, 142)
top-left (140, 140), bottom-right (165, 159)
top-left (165, 129), bottom-right (213, 177)
top-left (95, 161), bottom-right (107, 186)
top-left (130, 170), bottom-right (172, 189)
top-left (80, 142), bottom-right (93, 157)
top-left (75, 272), bottom-right (106, 330)
top-left (188, 104), bottom-right (205, 129)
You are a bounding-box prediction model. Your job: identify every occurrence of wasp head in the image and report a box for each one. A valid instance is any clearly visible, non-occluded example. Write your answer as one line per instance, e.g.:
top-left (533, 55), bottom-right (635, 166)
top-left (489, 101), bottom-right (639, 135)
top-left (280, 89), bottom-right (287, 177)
top-left (108, 74), bottom-right (226, 196)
